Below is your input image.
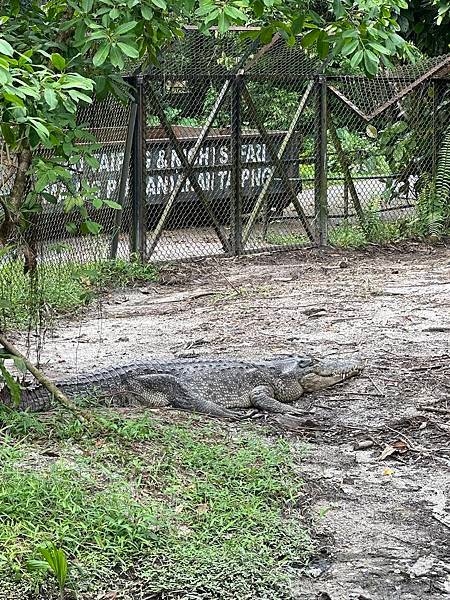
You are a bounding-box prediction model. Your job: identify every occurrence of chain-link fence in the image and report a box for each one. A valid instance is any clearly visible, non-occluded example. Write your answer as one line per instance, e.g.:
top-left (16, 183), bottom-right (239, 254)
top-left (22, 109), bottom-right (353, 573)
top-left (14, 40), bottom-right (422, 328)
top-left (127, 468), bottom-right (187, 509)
top-left (2, 31), bottom-right (450, 327)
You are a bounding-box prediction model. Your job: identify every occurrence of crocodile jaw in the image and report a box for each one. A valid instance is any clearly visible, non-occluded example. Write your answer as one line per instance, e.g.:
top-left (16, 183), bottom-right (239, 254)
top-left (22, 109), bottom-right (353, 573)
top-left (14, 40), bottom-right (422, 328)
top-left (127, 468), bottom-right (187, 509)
top-left (300, 359), bottom-right (362, 392)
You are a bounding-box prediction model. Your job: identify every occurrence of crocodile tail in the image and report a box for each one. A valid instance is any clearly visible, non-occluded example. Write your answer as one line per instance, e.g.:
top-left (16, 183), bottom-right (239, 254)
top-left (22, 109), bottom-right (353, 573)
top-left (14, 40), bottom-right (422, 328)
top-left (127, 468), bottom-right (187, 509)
top-left (0, 385), bottom-right (54, 412)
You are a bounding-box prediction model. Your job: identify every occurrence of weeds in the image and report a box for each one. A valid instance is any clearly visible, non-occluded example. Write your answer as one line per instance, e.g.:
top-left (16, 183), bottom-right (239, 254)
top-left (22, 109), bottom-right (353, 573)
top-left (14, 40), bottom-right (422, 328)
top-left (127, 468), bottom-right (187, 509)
top-left (265, 232), bottom-right (309, 246)
top-left (0, 409), bottom-right (312, 599)
top-left (0, 258), bottom-right (158, 329)
top-left (409, 180), bottom-right (449, 238)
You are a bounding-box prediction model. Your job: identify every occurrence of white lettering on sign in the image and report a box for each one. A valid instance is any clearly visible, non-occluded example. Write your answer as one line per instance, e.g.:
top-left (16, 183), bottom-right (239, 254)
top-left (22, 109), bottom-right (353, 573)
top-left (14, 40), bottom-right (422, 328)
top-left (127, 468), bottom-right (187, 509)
top-left (41, 137), bottom-right (291, 208)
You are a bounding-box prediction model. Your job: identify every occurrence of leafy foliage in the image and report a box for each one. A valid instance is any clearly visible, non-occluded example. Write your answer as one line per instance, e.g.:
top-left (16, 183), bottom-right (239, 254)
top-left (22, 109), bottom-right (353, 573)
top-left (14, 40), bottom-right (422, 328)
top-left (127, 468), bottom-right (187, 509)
top-left (409, 179), bottom-right (449, 238)
top-left (400, 0), bottom-right (450, 55)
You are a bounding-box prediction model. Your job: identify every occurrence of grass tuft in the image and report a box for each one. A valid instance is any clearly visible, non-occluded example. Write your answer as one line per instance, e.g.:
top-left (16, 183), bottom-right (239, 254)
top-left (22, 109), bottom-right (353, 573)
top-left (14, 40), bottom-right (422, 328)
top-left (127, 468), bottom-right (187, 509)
top-left (0, 258), bottom-right (158, 329)
top-left (0, 409), bottom-right (312, 599)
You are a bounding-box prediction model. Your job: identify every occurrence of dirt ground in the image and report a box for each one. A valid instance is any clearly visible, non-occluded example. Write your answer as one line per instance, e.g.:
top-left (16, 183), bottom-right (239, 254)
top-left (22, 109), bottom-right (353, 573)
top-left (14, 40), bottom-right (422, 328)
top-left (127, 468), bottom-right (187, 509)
top-left (14, 242), bottom-right (450, 600)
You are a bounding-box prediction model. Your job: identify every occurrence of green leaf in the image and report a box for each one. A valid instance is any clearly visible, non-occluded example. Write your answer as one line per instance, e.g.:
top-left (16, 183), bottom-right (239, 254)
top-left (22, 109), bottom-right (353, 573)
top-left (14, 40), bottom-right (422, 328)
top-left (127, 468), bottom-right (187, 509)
top-left (17, 84), bottom-right (40, 99)
top-left (366, 125), bottom-right (378, 139)
top-left (88, 30), bottom-right (109, 41)
top-left (41, 192), bottom-right (58, 204)
top-left (0, 66), bottom-right (11, 85)
top-left (81, 0), bottom-right (94, 11)
top-left (117, 42), bottom-right (139, 58)
top-left (67, 90), bottom-right (93, 103)
top-left (333, 0), bottom-right (345, 18)
top-left (151, 0), bottom-right (167, 8)
top-left (28, 119), bottom-right (50, 142)
top-left (83, 220), bottom-right (102, 235)
top-left (44, 88), bottom-right (58, 110)
top-left (301, 29), bottom-right (320, 48)
top-left (291, 15), bottom-right (304, 35)
top-left (109, 7), bottom-right (120, 18)
top-left (92, 197), bottom-right (103, 209)
top-left (110, 45), bottom-right (125, 70)
top-left (85, 155), bottom-right (100, 169)
top-left (35, 172), bottom-right (52, 193)
top-left (104, 199), bottom-right (122, 209)
top-left (341, 38), bottom-right (359, 56)
top-left (13, 357), bottom-right (27, 374)
top-left (51, 53), bottom-right (66, 71)
top-left (0, 362), bottom-right (21, 406)
top-left (350, 48), bottom-right (363, 68)
top-left (0, 39), bottom-right (14, 57)
top-left (115, 21), bottom-right (138, 35)
top-left (39, 545), bottom-right (68, 592)
top-left (363, 49), bottom-right (379, 76)
top-left (1, 124), bottom-right (16, 145)
top-left (218, 11), bottom-right (230, 34)
top-left (60, 74), bottom-right (94, 90)
top-left (316, 32), bottom-right (329, 59)
top-left (93, 43), bottom-right (110, 67)
top-left (26, 560), bottom-right (50, 574)
top-left (224, 5), bottom-right (247, 20)
top-left (368, 41), bottom-right (390, 56)
top-left (141, 4), bottom-right (153, 19)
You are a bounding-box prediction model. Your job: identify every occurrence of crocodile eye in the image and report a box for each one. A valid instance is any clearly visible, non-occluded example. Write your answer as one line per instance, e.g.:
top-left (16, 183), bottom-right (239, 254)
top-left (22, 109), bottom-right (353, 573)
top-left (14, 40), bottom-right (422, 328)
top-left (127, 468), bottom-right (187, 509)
top-left (296, 357), bottom-right (314, 368)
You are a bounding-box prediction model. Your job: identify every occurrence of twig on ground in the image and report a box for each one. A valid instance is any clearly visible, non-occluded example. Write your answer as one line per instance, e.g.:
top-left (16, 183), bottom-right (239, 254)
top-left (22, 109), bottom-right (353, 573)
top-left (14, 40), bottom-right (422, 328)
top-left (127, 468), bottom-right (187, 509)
top-left (418, 405), bottom-right (450, 415)
top-left (366, 374), bottom-right (386, 396)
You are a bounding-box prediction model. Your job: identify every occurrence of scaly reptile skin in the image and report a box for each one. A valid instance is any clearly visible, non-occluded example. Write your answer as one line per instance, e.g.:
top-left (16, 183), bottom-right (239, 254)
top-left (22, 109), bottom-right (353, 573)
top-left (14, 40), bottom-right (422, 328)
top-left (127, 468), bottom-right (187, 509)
top-left (1, 355), bottom-right (362, 418)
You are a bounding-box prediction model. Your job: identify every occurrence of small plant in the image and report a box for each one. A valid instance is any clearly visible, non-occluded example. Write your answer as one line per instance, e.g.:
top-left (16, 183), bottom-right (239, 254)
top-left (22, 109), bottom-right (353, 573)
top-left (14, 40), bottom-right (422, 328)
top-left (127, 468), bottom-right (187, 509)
top-left (409, 180), bottom-right (448, 239)
top-left (264, 232), bottom-right (309, 246)
top-left (362, 200), bottom-right (402, 244)
top-left (329, 222), bottom-right (367, 248)
top-left (31, 544), bottom-right (69, 599)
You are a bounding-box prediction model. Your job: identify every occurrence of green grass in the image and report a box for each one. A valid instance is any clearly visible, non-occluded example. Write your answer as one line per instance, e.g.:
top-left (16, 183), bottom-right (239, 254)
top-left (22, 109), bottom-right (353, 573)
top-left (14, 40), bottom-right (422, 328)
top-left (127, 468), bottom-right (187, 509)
top-left (0, 258), bottom-right (158, 329)
top-left (0, 409), bottom-right (312, 599)
top-left (265, 232), bottom-right (309, 247)
top-left (329, 223), bottom-right (369, 249)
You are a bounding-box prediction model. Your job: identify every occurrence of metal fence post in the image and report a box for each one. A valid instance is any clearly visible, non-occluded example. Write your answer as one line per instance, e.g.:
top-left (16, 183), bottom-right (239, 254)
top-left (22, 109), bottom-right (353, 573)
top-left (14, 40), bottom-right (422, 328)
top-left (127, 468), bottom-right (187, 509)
top-left (315, 76), bottom-right (328, 245)
top-left (230, 74), bottom-right (243, 255)
top-left (130, 74), bottom-right (146, 261)
top-left (109, 101), bottom-right (137, 259)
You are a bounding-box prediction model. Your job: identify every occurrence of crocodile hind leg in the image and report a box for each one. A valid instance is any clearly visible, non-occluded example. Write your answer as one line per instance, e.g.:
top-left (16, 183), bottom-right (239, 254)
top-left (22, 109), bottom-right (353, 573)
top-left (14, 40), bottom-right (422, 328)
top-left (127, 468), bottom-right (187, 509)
top-left (250, 385), bottom-right (308, 415)
top-left (130, 374), bottom-right (237, 419)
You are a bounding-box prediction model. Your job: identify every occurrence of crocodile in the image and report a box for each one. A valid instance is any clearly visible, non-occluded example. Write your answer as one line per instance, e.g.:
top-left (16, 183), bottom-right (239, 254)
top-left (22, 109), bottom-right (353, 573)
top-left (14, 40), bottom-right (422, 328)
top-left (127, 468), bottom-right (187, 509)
top-left (0, 355), bottom-right (362, 418)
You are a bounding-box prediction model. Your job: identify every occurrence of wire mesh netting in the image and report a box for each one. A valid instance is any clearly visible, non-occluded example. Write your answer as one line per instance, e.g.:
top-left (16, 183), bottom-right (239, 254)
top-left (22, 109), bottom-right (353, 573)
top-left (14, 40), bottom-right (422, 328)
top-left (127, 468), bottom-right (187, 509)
top-left (2, 28), bottom-right (450, 330)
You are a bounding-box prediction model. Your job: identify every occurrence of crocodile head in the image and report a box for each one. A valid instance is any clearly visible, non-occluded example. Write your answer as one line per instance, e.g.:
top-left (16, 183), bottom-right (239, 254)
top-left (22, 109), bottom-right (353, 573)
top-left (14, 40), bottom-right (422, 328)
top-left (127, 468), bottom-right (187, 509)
top-left (262, 355), bottom-right (362, 393)
top-left (299, 357), bottom-right (362, 392)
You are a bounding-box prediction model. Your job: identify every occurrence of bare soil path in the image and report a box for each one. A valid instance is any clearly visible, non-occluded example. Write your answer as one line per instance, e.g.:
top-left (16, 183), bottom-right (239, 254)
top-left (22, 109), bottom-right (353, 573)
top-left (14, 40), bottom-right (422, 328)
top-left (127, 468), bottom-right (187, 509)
top-left (14, 243), bottom-right (450, 599)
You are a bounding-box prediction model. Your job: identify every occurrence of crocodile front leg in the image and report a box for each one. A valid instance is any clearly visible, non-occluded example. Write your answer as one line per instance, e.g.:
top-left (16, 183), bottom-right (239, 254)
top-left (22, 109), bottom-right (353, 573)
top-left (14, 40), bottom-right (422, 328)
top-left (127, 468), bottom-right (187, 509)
top-left (132, 374), bottom-right (238, 419)
top-left (250, 385), bottom-right (308, 415)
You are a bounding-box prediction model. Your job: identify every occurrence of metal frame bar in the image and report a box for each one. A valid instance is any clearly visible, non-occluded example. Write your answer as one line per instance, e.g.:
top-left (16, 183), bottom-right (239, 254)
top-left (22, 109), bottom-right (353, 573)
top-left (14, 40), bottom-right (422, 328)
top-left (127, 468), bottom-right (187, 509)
top-left (241, 81), bottom-right (315, 244)
top-left (145, 81), bottom-right (231, 255)
top-left (230, 75), bottom-right (243, 255)
top-left (314, 77), bottom-right (328, 245)
top-left (328, 118), bottom-right (365, 225)
top-left (146, 80), bottom-right (232, 257)
top-left (130, 75), bottom-right (146, 260)
top-left (327, 84), bottom-right (370, 122)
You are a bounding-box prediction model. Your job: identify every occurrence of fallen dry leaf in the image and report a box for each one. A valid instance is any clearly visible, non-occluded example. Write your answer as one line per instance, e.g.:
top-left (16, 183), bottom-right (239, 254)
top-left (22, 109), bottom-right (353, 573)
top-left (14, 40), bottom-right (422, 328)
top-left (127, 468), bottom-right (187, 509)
top-left (378, 445), bottom-right (397, 460)
top-left (383, 468), bottom-right (395, 476)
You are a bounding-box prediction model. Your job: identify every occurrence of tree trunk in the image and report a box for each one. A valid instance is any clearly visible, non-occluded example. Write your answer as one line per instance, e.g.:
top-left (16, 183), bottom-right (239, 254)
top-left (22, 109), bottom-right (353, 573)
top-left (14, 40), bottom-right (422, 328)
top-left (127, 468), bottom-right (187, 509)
top-left (0, 145), bottom-right (32, 245)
